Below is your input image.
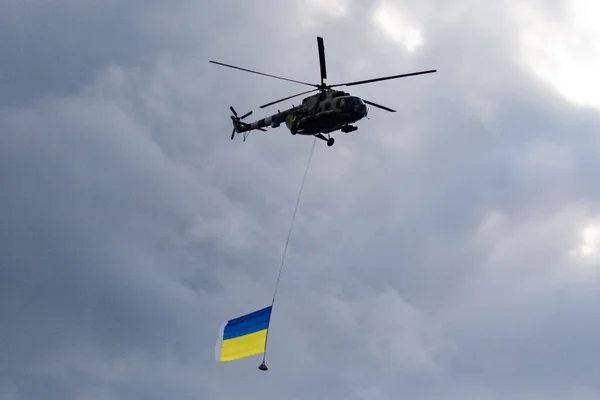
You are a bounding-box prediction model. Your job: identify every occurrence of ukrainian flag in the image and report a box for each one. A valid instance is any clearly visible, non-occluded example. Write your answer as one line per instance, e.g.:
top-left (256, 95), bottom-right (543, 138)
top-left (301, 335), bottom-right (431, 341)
top-left (215, 306), bottom-right (272, 362)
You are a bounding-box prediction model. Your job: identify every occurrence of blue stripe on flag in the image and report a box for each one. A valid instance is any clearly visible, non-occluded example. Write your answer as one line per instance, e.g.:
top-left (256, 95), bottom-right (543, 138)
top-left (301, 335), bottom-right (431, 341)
top-left (223, 306), bottom-right (272, 340)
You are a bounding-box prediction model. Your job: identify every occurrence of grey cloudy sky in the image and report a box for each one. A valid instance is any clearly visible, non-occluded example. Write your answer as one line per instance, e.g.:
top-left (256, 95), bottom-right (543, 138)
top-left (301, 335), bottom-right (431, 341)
top-left (2, 0), bottom-right (600, 399)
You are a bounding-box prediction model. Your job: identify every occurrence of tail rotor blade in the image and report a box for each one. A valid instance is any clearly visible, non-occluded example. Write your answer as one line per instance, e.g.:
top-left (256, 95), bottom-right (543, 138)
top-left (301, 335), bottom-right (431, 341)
top-left (230, 106), bottom-right (238, 117)
top-left (231, 127), bottom-right (236, 140)
top-left (240, 110), bottom-right (252, 119)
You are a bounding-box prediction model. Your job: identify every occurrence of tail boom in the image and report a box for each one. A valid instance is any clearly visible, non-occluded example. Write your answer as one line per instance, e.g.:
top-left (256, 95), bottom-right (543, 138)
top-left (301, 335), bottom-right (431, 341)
top-left (232, 109), bottom-right (295, 134)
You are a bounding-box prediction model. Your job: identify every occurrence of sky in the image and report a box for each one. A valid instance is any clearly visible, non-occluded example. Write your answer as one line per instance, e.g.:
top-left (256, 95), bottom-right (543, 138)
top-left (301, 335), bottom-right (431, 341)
top-left (1, 0), bottom-right (600, 399)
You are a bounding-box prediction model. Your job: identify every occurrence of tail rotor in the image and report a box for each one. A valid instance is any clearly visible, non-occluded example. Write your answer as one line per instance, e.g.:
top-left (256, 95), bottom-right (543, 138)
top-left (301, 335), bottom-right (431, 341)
top-left (230, 106), bottom-right (252, 140)
top-left (229, 106), bottom-right (265, 141)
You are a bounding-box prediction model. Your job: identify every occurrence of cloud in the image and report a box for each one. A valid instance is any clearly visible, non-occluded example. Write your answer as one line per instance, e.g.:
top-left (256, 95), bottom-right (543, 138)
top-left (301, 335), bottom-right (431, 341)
top-left (516, 0), bottom-right (600, 109)
top-left (1, 0), bottom-right (600, 399)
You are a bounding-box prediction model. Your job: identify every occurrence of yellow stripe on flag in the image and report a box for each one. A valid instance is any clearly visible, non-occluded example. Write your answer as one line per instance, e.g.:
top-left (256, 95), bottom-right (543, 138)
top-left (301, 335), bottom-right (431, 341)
top-left (220, 329), bottom-right (268, 362)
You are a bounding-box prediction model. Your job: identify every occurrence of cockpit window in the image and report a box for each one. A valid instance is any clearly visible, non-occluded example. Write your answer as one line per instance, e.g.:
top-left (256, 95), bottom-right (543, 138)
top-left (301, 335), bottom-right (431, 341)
top-left (337, 96), bottom-right (363, 110)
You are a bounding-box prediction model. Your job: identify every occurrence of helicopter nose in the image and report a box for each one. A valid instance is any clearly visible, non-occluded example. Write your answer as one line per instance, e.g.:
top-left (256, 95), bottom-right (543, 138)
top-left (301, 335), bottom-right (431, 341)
top-left (357, 104), bottom-right (367, 116)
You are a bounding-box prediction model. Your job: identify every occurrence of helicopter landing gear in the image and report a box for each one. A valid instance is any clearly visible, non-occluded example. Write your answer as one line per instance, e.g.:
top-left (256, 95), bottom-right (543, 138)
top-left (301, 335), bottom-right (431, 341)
top-left (314, 133), bottom-right (334, 147)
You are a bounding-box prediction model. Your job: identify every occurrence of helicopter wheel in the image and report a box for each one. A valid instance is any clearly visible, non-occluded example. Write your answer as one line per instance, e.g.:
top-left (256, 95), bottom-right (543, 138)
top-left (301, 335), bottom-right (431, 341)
top-left (327, 137), bottom-right (334, 147)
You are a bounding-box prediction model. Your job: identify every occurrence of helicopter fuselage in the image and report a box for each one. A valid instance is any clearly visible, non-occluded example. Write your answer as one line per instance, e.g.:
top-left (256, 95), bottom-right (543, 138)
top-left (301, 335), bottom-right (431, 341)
top-left (212, 35), bottom-right (436, 146)
top-left (233, 92), bottom-right (368, 138)
top-left (284, 107), bottom-right (365, 135)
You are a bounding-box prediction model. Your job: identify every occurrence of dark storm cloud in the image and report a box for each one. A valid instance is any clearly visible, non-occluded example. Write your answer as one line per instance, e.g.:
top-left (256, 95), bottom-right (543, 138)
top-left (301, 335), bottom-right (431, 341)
top-left (0, 0), bottom-right (291, 108)
top-left (1, 0), bottom-right (156, 107)
top-left (2, 0), bottom-right (600, 399)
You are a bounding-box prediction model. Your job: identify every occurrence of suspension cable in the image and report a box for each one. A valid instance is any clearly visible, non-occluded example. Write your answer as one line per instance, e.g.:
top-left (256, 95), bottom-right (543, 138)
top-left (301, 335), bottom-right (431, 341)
top-left (260, 137), bottom-right (317, 368)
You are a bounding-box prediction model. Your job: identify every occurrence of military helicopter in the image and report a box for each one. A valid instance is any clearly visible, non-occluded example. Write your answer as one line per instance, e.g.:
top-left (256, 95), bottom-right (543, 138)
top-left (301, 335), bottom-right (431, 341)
top-left (210, 37), bottom-right (436, 147)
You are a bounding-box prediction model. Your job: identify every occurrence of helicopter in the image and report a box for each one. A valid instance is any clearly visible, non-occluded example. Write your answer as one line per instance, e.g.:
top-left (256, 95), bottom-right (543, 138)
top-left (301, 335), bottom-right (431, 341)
top-left (209, 37), bottom-right (436, 147)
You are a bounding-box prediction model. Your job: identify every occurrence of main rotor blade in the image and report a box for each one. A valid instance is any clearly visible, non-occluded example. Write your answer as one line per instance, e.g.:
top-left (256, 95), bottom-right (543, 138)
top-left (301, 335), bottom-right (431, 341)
top-left (209, 60), bottom-right (318, 87)
top-left (330, 69), bottom-right (437, 87)
top-left (259, 88), bottom-right (319, 109)
top-left (317, 37), bottom-right (327, 84)
top-left (363, 100), bottom-right (396, 112)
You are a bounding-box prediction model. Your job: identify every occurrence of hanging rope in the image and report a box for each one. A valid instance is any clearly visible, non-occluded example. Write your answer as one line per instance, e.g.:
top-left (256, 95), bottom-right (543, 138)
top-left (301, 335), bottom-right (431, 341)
top-left (260, 137), bottom-right (317, 370)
